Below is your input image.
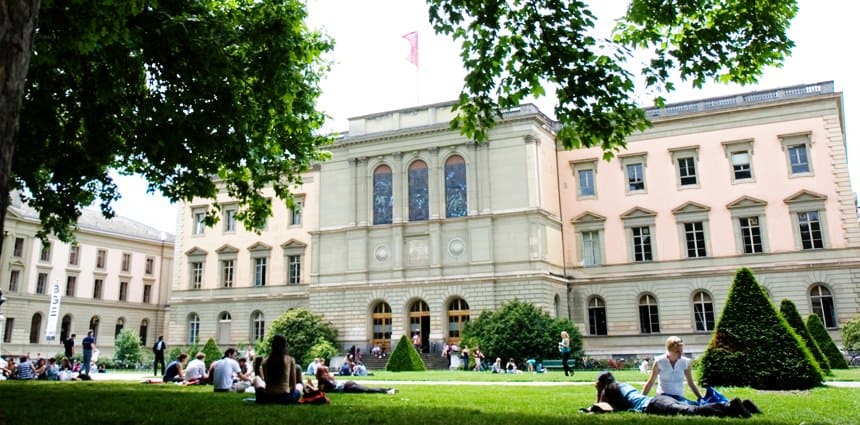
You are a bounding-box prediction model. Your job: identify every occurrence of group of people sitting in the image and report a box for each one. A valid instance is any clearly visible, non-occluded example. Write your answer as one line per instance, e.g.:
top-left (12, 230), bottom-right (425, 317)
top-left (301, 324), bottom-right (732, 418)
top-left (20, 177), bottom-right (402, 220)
top-left (1, 354), bottom-right (92, 381)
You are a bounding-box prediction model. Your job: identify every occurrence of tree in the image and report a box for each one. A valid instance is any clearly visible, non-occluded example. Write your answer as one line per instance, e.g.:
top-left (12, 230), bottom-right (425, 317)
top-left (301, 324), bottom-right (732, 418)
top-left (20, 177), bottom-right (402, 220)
top-left (699, 268), bottom-right (822, 390)
top-left (807, 314), bottom-right (849, 369)
top-left (305, 338), bottom-right (338, 367)
top-left (842, 316), bottom-right (860, 352)
top-left (113, 328), bottom-right (143, 369)
top-left (200, 338), bottom-right (223, 369)
top-left (779, 299), bottom-right (830, 373)
top-left (386, 335), bottom-right (426, 372)
top-left (462, 299), bottom-right (581, 365)
top-left (257, 308), bottom-right (338, 367)
top-left (1, 0), bottom-right (797, 245)
top-left (0, 0), bottom-right (332, 246)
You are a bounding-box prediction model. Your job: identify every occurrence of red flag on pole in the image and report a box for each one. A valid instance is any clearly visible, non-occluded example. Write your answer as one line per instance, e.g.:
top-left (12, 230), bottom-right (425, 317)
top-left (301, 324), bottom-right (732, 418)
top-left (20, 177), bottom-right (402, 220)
top-left (402, 31), bottom-right (418, 67)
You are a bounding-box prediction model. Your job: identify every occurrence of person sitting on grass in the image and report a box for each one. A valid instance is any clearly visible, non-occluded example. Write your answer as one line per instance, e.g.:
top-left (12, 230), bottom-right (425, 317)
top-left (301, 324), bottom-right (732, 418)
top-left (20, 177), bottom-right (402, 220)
top-left (339, 360), bottom-right (353, 376)
top-left (210, 348), bottom-right (250, 392)
top-left (505, 358), bottom-right (520, 374)
top-left (491, 357), bottom-right (503, 374)
top-left (255, 334), bottom-right (302, 404)
top-left (590, 371), bottom-right (761, 418)
top-left (163, 353), bottom-right (188, 383)
top-left (315, 365), bottom-right (396, 394)
top-left (184, 352), bottom-right (207, 385)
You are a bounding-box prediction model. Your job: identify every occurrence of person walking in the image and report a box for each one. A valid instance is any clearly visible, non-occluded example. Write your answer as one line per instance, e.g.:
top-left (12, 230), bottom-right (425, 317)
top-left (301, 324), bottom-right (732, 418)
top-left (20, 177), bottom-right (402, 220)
top-left (81, 330), bottom-right (97, 376)
top-left (153, 336), bottom-right (167, 377)
top-left (63, 334), bottom-right (76, 359)
top-left (559, 330), bottom-right (573, 376)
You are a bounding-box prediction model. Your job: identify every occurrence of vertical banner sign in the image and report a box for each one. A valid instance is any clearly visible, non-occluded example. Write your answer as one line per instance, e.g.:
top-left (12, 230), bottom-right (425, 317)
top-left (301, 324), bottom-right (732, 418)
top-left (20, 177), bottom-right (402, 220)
top-left (46, 280), bottom-right (62, 341)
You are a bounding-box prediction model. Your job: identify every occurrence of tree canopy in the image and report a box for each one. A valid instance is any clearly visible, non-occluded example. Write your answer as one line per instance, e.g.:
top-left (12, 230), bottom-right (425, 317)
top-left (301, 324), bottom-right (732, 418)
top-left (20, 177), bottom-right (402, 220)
top-left (1, 0), bottom-right (797, 242)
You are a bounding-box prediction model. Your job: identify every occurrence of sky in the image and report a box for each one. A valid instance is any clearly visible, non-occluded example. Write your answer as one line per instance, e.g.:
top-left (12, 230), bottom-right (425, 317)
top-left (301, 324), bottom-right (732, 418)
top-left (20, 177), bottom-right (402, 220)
top-left (108, 0), bottom-right (859, 235)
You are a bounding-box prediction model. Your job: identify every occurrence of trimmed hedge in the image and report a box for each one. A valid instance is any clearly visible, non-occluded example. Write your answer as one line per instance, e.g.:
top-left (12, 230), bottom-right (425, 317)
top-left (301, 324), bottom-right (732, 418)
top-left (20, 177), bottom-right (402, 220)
top-left (699, 268), bottom-right (823, 390)
top-left (386, 335), bottom-right (425, 372)
top-left (807, 313), bottom-right (849, 369)
top-left (780, 299), bottom-right (830, 373)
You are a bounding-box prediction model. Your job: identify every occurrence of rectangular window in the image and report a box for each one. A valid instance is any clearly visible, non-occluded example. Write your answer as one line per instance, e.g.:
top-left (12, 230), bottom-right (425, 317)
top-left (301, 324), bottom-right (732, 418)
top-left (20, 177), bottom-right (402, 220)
top-left (639, 304), bottom-right (660, 334)
top-left (36, 273), bottom-right (48, 294)
top-left (68, 245), bottom-right (80, 266)
top-left (143, 284), bottom-right (152, 303)
top-left (788, 145), bottom-right (810, 174)
top-left (290, 201), bottom-right (303, 226)
top-left (578, 169), bottom-right (595, 197)
top-left (194, 212), bottom-right (206, 235)
top-left (93, 279), bottom-right (103, 299)
top-left (731, 151), bottom-right (752, 180)
top-left (66, 275), bottom-right (77, 297)
top-left (739, 217), bottom-right (763, 254)
top-left (632, 226), bottom-right (652, 262)
top-left (9, 270), bottom-right (20, 292)
top-left (684, 222), bottom-right (707, 258)
top-left (3, 318), bottom-right (13, 343)
top-left (222, 260), bottom-right (234, 288)
top-left (12, 237), bottom-right (24, 257)
top-left (191, 262), bottom-right (204, 289)
top-left (677, 157), bottom-right (697, 186)
top-left (254, 257), bottom-right (267, 287)
top-left (581, 231), bottom-right (600, 266)
top-left (224, 209), bottom-right (237, 232)
top-left (39, 242), bottom-right (51, 262)
top-left (145, 257), bottom-right (154, 275)
top-left (694, 303), bottom-right (715, 331)
top-left (798, 211), bottom-right (824, 249)
top-left (119, 281), bottom-right (129, 301)
top-left (626, 163), bottom-right (645, 191)
top-left (288, 255), bottom-right (302, 284)
top-left (96, 249), bottom-right (107, 269)
top-left (121, 253), bottom-right (131, 272)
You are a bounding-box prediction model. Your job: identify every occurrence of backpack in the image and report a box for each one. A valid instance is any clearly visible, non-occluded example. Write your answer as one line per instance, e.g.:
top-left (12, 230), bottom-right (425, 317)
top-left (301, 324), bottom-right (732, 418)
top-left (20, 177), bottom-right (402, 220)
top-left (300, 388), bottom-right (330, 405)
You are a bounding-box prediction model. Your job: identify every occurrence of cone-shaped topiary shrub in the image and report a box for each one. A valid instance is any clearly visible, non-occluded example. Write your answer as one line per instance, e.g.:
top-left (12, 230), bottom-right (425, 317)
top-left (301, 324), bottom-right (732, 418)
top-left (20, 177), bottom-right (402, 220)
top-left (386, 334), bottom-right (426, 371)
top-left (699, 268), bottom-right (823, 390)
top-left (201, 338), bottom-right (223, 369)
top-left (807, 313), bottom-right (849, 369)
top-left (780, 299), bottom-right (830, 374)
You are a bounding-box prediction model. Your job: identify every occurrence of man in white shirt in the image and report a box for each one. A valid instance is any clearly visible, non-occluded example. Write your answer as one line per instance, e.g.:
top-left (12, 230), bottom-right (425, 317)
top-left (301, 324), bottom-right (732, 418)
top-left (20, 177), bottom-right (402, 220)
top-left (211, 348), bottom-right (247, 392)
top-left (184, 352), bottom-right (207, 384)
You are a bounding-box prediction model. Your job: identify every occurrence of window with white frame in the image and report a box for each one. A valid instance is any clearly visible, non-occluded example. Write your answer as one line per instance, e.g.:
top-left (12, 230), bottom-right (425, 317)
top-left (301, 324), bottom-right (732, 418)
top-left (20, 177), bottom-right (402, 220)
top-left (282, 239), bottom-right (306, 286)
top-left (638, 294), bottom-right (660, 334)
top-left (96, 249), bottom-right (107, 269)
top-left (620, 153), bottom-right (647, 193)
top-left (216, 244), bottom-right (238, 288)
top-left (683, 222), bottom-right (707, 258)
top-left (572, 212), bottom-right (605, 267)
top-left (809, 285), bottom-right (837, 328)
top-left (36, 272), bottom-right (48, 294)
top-left (186, 248), bottom-right (207, 289)
top-left (9, 269), bottom-right (20, 292)
top-left (632, 226), bottom-right (653, 262)
top-left (249, 243), bottom-right (271, 287)
top-left (187, 313), bottom-right (200, 345)
top-left (143, 284), bottom-right (152, 303)
top-left (193, 209), bottom-right (206, 235)
top-left (738, 217), bottom-right (764, 254)
top-left (190, 262), bottom-right (204, 289)
top-left (121, 253), bottom-right (131, 273)
top-left (587, 296), bottom-right (607, 335)
top-left (12, 237), bottom-right (24, 257)
top-left (145, 257), bottom-right (154, 275)
top-left (252, 311), bottom-right (265, 342)
top-left (785, 190), bottom-right (828, 251)
top-left (223, 207), bottom-right (237, 233)
top-left (727, 196), bottom-right (769, 255)
top-left (68, 245), bottom-right (80, 266)
top-left (93, 278), bottom-right (103, 299)
top-left (288, 255), bottom-right (302, 284)
top-left (119, 281), bottom-right (129, 301)
top-left (39, 242), bottom-right (51, 262)
top-left (797, 211), bottom-right (824, 249)
top-left (290, 198), bottom-right (304, 226)
top-left (692, 291), bottom-right (715, 331)
top-left (571, 159), bottom-right (598, 199)
top-left (65, 275), bottom-right (76, 297)
top-left (622, 207), bottom-right (656, 263)
top-left (254, 257), bottom-right (267, 286)
top-left (673, 202), bottom-right (711, 259)
top-left (722, 139), bottom-right (754, 183)
top-left (780, 132), bottom-right (813, 177)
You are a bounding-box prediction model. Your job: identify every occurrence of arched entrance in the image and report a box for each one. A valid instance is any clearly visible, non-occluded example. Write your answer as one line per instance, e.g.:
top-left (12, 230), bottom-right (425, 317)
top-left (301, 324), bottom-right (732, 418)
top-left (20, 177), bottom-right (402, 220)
top-left (408, 300), bottom-right (430, 353)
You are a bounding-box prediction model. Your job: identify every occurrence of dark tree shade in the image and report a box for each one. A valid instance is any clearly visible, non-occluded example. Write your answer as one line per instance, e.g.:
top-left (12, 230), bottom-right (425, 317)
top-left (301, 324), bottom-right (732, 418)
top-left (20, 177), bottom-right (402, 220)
top-left (386, 335), bottom-right (426, 372)
top-left (807, 314), bottom-right (849, 369)
top-left (699, 268), bottom-right (822, 390)
top-left (780, 299), bottom-right (830, 373)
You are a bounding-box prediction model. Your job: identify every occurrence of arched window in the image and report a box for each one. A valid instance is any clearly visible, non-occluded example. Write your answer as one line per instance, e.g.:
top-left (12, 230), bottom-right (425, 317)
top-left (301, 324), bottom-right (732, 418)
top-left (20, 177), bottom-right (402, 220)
top-left (373, 165), bottom-right (393, 225)
top-left (810, 285), bottom-right (837, 328)
top-left (60, 314), bottom-right (73, 343)
top-left (447, 298), bottom-right (470, 344)
top-left (187, 313), bottom-right (200, 345)
top-left (638, 294), bottom-right (660, 334)
top-left (115, 317), bottom-right (125, 338)
top-left (408, 300), bottom-right (430, 353)
top-left (89, 316), bottom-right (101, 340)
top-left (139, 319), bottom-right (149, 346)
top-left (251, 311), bottom-right (265, 342)
top-left (587, 297), bottom-right (607, 335)
top-left (692, 291), bottom-right (715, 332)
top-left (371, 302), bottom-right (392, 352)
top-left (445, 155), bottom-right (467, 218)
top-left (218, 312), bottom-right (232, 345)
top-left (30, 313), bottom-right (42, 343)
top-left (408, 160), bottom-right (429, 221)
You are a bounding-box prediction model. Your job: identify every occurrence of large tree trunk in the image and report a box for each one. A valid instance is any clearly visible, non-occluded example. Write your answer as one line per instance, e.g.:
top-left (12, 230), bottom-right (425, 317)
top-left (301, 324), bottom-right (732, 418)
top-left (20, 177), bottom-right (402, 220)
top-left (0, 0), bottom-right (40, 255)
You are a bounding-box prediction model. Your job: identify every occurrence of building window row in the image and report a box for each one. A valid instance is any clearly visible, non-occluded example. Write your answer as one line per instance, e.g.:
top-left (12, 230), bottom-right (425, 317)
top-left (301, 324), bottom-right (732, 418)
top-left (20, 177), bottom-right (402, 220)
top-left (373, 155), bottom-right (468, 225)
top-left (186, 311), bottom-right (267, 345)
top-left (188, 243), bottom-right (305, 289)
top-left (193, 198), bottom-right (306, 237)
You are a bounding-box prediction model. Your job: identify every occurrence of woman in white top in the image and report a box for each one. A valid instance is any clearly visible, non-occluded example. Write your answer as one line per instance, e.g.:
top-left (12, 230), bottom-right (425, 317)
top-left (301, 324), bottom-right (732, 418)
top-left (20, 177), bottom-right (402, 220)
top-left (642, 336), bottom-right (703, 404)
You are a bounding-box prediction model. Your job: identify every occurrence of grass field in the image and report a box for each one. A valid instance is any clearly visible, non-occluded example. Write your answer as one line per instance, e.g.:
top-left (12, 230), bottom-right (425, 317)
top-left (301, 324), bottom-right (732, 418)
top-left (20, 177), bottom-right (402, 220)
top-left (1, 370), bottom-right (859, 425)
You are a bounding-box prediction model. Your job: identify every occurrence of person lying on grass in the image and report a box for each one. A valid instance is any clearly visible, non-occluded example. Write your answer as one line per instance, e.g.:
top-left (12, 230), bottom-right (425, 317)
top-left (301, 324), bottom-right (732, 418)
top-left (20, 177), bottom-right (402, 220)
top-left (589, 371), bottom-right (761, 418)
top-left (314, 365), bottom-right (396, 394)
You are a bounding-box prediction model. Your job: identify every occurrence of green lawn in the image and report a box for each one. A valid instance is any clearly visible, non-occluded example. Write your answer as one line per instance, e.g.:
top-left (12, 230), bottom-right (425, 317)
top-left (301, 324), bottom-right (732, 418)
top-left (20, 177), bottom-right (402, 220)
top-left (2, 370), bottom-right (859, 425)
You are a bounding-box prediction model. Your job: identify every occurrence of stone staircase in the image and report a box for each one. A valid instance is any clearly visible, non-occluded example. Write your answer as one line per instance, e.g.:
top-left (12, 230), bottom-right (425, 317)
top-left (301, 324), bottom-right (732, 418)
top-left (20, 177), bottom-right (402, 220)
top-left (360, 352), bottom-right (451, 371)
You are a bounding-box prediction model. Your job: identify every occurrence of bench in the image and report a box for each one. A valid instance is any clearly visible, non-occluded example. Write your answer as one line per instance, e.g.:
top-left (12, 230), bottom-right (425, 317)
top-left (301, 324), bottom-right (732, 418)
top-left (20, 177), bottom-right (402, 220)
top-left (540, 359), bottom-right (564, 371)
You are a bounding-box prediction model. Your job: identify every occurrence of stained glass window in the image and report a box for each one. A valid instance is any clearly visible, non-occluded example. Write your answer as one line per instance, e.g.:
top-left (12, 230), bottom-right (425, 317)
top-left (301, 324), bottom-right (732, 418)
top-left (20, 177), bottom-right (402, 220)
top-left (408, 161), bottom-right (429, 221)
top-left (373, 165), bottom-right (393, 225)
top-left (445, 156), bottom-right (467, 218)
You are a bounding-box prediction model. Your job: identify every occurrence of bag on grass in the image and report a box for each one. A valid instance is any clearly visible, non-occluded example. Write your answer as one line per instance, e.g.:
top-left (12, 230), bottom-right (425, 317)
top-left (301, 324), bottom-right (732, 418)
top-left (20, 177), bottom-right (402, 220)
top-left (300, 388), bottom-right (330, 405)
top-left (701, 386), bottom-right (728, 404)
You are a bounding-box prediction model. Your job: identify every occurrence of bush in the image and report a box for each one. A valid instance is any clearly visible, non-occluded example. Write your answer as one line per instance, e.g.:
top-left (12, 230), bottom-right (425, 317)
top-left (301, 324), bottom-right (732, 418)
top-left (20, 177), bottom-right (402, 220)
top-left (305, 338), bottom-right (338, 367)
top-left (807, 313), bottom-right (849, 369)
top-left (462, 299), bottom-right (581, 365)
top-left (257, 308), bottom-right (338, 366)
top-left (386, 334), bottom-right (425, 372)
top-left (201, 338), bottom-right (223, 368)
top-left (113, 329), bottom-right (143, 369)
top-left (780, 299), bottom-right (830, 373)
top-left (841, 316), bottom-right (860, 352)
top-left (699, 268), bottom-right (823, 390)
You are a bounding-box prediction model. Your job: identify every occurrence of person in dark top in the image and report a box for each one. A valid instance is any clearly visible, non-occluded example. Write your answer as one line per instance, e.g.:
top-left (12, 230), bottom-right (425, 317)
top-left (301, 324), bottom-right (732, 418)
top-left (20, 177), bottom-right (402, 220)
top-left (153, 336), bottom-right (167, 377)
top-left (163, 353), bottom-right (188, 383)
top-left (81, 330), bottom-right (97, 376)
top-left (315, 365), bottom-right (395, 394)
top-left (64, 334), bottom-right (76, 359)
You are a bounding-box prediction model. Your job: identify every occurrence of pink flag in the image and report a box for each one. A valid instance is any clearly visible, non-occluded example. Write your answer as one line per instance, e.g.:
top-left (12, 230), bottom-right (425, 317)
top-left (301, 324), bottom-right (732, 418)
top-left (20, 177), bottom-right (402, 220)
top-left (402, 31), bottom-right (418, 67)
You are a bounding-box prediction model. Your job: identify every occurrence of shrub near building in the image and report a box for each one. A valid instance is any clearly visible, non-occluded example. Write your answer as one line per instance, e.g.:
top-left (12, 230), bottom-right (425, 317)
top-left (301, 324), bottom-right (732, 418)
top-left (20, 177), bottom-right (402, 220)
top-left (386, 335), bottom-right (426, 372)
top-left (780, 299), bottom-right (830, 374)
top-left (699, 268), bottom-right (823, 390)
top-left (807, 313), bottom-right (849, 369)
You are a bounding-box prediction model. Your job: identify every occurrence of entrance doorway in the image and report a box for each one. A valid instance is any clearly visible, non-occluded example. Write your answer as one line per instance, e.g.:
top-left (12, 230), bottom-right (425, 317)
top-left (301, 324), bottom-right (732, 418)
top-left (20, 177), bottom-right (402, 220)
top-left (408, 300), bottom-right (430, 353)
